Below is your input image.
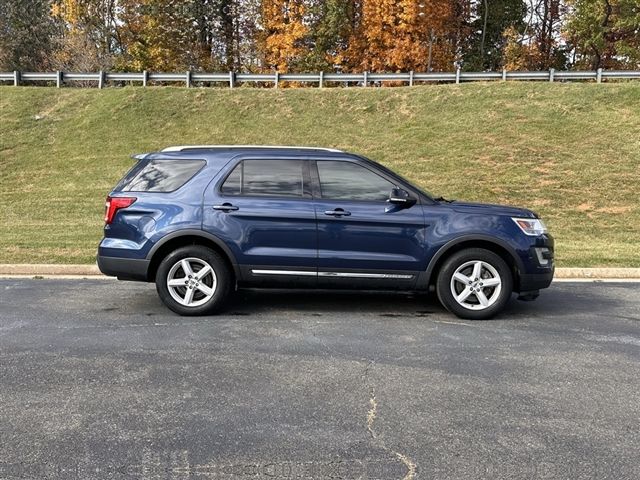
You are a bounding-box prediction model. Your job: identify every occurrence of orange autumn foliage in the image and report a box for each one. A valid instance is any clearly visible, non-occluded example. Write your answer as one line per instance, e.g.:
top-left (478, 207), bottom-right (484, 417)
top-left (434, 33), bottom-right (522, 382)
top-left (261, 0), bottom-right (309, 72)
top-left (344, 0), bottom-right (459, 72)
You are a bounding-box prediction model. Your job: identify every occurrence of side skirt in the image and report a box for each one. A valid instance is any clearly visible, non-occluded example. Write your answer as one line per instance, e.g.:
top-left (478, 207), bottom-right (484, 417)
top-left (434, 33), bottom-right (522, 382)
top-left (239, 266), bottom-right (420, 290)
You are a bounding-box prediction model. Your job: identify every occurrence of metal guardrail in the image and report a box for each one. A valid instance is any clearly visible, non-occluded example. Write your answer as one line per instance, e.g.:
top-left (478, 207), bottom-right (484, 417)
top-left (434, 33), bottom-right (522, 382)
top-left (1, 69), bottom-right (638, 88)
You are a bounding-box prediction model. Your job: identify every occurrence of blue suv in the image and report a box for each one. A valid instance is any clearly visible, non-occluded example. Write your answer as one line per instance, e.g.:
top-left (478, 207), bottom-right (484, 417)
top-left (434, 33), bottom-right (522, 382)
top-left (98, 146), bottom-right (554, 320)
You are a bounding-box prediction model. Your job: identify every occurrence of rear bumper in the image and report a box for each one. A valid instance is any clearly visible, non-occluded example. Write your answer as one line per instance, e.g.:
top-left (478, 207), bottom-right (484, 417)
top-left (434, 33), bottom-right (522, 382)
top-left (518, 268), bottom-right (554, 292)
top-left (97, 255), bottom-right (150, 281)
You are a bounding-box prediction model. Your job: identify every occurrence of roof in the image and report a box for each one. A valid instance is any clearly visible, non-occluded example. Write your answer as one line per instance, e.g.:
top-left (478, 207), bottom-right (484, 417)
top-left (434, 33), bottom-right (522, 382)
top-left (162, 145), bottom-right (343, 153)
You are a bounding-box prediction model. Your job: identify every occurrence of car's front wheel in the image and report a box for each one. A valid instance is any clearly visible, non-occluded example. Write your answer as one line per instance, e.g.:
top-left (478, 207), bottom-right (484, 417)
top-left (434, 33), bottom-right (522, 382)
top-left (436, 248), bottom-right (513, 320)
top-left (156, 245), bottom-right (231, 316)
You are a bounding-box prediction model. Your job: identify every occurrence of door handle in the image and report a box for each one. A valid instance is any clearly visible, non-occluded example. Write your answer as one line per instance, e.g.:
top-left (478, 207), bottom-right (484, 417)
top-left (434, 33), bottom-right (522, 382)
top-left (213, 203), bottom-right (239, 212)
top-left (324, 208), bottom-right (351, 217)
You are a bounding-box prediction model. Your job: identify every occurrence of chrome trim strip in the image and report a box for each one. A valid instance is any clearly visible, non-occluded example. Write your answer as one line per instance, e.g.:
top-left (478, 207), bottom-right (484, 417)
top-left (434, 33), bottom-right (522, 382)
top-left (319, 272), bottom-right (414, 279)
top-left (250, 270), bottom-right (413, 279)
top-left (251, 269), bottom-right (316, 276)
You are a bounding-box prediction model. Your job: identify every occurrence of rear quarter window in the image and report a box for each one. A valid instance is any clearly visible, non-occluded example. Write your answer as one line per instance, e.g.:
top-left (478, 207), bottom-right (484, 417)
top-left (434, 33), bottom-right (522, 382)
top-left (120, 159), bottom-right (205, 193)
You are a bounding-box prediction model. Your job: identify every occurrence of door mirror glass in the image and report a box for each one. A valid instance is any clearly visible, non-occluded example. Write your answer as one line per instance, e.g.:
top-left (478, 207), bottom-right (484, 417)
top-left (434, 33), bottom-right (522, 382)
top-left (389, 188), bottom-right (416, 207)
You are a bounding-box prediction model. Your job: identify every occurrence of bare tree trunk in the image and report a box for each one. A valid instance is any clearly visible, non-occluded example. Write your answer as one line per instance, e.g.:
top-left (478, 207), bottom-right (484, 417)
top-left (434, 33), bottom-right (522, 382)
top-left (480, 0), bottom-right (489, 66)
top-left (427, 28), bottom-right (434, 72)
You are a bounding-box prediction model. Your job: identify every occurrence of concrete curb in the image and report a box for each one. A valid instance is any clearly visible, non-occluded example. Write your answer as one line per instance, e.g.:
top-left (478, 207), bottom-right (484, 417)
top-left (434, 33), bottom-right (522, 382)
top-left (0, 264), bottom-right (101, 276)
top-left (554, 268), bottom-right (640, 279)
top-left (0, 264), bottom-right (639, 279)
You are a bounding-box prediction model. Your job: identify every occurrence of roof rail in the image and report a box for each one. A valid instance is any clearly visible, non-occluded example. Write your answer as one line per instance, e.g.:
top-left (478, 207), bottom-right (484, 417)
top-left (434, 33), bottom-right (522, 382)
top-left (161, 145), bottom-right (343, 153)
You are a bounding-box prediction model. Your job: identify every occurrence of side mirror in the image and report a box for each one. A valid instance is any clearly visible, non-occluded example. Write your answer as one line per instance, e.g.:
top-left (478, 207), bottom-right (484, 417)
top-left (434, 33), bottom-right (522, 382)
top-left (388, 188), bottom-right (416, 207)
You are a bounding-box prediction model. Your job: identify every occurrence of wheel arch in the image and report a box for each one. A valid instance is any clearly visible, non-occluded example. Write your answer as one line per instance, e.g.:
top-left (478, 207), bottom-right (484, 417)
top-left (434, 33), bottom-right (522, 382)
top-left (421, 235), bottom-right (525, 291)
top-left (146, 229), bottom-right (239, 282)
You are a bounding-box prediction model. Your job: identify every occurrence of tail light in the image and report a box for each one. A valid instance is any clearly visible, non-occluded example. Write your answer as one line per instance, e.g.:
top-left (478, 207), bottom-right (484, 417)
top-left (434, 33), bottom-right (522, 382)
top-left (104, 196), bottom-right (136, 225)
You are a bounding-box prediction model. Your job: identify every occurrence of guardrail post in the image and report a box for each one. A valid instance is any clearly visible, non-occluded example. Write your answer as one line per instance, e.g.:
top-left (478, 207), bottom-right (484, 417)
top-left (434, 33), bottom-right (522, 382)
top-left (455, 68), bottom-right (461, 84)
top-left (274, 71), bottom-right (279, 89)
top-left (186, 70), bottom-right (192, 88)
top-left (409, 70), bottom-right (414, 87)
top-left (56, 71), bottom-right (63, 88)
top-left (319, 71), bottom-right (324, 88)
top-left (549, 68), bottom-right (555, 82)
top-left (502, 68), bottom-right (507, 81)
top-left (363, 71), bottom-right (368, 87)
top-left (597, 68), bottom-right (603, 83)
top-left (98, 70), bottom-right (104, 89)
top-left (143, 70), bottom-right (148, 87)
top-left (13, 70), bottom-right (20, 86)
top-left (229, 71), bottom-right (234, 89)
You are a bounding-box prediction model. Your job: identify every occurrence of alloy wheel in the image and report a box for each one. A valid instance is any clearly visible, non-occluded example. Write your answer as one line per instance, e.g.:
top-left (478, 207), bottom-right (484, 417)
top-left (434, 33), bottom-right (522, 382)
top-left (166, 257), bottom-right (217, 307)
top-left (450, 260), bottom-right (502, 311)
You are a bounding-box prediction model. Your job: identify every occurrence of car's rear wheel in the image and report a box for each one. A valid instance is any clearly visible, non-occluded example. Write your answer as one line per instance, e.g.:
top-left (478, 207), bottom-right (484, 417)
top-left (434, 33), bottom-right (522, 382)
top-left (156, 245), bottom-right (231, 316)
top-left (436, 248), bottom-right (513, 320)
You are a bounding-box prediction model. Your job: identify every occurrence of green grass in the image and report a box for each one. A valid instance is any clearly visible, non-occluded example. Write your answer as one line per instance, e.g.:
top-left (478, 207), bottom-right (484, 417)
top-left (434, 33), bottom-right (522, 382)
top-left (1, 83), bottom-right (639, 266)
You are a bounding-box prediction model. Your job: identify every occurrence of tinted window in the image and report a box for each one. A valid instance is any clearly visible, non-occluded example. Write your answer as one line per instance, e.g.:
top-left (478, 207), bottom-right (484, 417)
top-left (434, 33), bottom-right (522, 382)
top-left (221, 160), bottom-right (304, 197)
top-left (122, 159), bottom-right (204, 192)
top-left (317, 161), bottom-right (394, 201)
top-left (220, 164), bottom-right (241, 194)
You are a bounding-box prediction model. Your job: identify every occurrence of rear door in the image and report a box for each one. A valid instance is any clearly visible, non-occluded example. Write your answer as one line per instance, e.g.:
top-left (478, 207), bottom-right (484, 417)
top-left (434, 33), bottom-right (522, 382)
top-left (202, 157), bottom-right (317, 286)
top-left (312, 159), bottom-right (427, 289)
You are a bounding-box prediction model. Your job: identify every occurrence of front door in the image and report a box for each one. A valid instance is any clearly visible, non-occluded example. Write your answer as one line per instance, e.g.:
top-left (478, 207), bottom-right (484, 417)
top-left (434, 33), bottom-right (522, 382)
top-left (312, 159), bottom-right (427, 289)
top-left (202, 158), bottom-right (317, 286)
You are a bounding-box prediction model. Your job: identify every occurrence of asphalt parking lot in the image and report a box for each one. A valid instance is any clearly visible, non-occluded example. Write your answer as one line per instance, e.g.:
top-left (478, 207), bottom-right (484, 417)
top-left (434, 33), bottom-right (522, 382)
top-left (1, 279), bottom-right (639, 480)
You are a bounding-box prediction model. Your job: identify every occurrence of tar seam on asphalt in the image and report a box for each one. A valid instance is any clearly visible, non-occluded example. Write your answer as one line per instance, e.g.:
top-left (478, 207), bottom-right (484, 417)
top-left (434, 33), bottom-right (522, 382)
top-left (363, 360), bottom-right (417, 480)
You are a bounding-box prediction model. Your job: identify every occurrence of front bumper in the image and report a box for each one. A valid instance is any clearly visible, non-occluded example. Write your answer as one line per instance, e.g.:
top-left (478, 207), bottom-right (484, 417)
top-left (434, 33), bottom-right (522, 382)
top-left (97, 255), bottom-right (150, 281)
top-left (515, 233), bottom-right (555, 292)
top-left (518, 269), bottom-right (554, 292)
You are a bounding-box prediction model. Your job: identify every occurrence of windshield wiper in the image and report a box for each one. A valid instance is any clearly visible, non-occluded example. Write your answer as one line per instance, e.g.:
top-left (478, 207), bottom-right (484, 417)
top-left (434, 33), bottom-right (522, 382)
top-left (434, 196), bottom-right (455, 203)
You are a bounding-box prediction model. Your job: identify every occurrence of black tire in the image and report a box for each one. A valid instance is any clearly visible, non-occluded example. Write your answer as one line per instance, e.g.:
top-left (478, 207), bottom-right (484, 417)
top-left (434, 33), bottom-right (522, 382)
top-left (155, 245), bottom-right (232, 316)
top-left (436, 248), bottom-right (513, 320)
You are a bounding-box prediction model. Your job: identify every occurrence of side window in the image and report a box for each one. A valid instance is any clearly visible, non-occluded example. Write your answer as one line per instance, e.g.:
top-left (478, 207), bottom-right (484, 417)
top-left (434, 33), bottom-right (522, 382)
top-left (220, 164), bottom-right (241, 194)
top-left (121, 159), bottom-right (205, 193)
top-left (221, 159), bottom-right (304, 197)
top-left (317, 161), bottom-right (395, 201)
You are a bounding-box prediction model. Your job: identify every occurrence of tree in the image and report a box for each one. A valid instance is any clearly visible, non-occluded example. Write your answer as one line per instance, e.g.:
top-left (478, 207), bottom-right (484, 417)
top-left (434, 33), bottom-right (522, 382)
top-left (190, 0), bottom-right (262, 71)
top-left (463, 0), bottom-right (528, 70)
top-left (342, 0), bottom-right (461, 72)
top-left (260, 0), bottom-right (309, 71)
top-left (564, 0), bottom-right (640, 69)
top-left (51, 0), bottom-right (120, 70)
top-left (300, 0), bottom-right (354, 71)
top-left (0, 0), bottom-right (60, 71)
top-left (502, 24), bottom-right (544, 69)
top-left (498, 0), bottom-right (569, 70)
top-left (528, 0), bottom-right (569, 69)
top-left (116, 0), bottom-right (200, 71)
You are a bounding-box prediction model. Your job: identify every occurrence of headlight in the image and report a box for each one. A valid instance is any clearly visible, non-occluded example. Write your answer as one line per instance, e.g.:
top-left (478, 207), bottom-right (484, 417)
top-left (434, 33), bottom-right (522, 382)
top-left (512, 217), bottom-right (547, 236)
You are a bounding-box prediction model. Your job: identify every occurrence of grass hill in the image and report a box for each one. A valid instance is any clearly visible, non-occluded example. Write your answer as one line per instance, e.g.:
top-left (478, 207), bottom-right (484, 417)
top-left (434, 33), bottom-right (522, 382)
top-left (1, 83), bottom-right (639, 266)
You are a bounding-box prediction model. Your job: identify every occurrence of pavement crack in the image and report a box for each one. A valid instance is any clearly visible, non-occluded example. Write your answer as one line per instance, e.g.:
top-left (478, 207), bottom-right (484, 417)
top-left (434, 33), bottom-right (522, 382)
top-left (363, 362), bottom-right (417, 480)
top-left (366, 390), bottom-right (377, 437)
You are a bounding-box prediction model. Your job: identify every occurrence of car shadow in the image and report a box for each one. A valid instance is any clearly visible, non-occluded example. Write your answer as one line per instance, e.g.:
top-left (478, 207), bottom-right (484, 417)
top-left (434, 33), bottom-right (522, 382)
top-left (499, 281), bottom-right (631, 319)
top-left (220, 282), bottom-right (631, 320)
top-left (112, 280), bottom-right (632, 321)
top-left (226, 288), bottom-right (444, 317)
